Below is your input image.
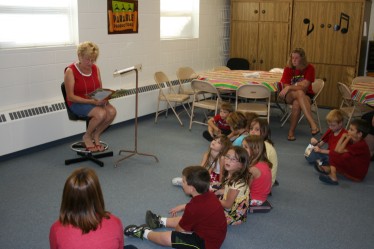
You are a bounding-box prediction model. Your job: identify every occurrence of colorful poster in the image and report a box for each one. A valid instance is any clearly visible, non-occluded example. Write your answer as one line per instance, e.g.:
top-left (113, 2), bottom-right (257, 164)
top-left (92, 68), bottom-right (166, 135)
top-left (107, 0), bottom-right (138, 34)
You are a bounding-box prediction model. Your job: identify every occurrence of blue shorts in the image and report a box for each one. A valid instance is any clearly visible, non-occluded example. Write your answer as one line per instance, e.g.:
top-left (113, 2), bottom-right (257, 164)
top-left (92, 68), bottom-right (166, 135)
top-left (70, 103), bottom-right (96, 117)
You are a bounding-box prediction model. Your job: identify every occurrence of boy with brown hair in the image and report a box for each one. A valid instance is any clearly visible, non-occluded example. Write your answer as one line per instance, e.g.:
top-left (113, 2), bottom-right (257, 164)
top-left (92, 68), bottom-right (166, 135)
top-left (316, 119), bottom-right (371, 185)
top-left (306, 109), bottom-right (347, 166)
top-left (203, 102), bottom-right (233, 141)
top-left (124, 166), bottom-right (227, 249)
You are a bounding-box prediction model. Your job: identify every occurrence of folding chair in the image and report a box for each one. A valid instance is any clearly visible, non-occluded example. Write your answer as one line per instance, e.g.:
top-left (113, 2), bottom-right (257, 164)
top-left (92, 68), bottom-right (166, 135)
top-left (235, 84), bottom-right (271, 123)
top-left (337, 82), bottom-right (372, 129)
top-left (154, 71), bottom-right (191, 126)
top-left (189, 80), bottom-right (222, 130)
top-left (280, 79), bottom-right (325, 131)
top-left (213, 66), bottom-right (231, 71)
top-left (176, 66), bottom-right (198, 96)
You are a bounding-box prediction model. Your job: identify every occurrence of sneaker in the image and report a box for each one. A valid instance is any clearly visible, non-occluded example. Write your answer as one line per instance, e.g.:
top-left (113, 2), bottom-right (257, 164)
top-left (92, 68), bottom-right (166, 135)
top-left (171, 177), bottom-right (182, 186)
top-left (146, 210), bottom-right (163, 229)
top-left (124, 224), bottom-right (149, 239)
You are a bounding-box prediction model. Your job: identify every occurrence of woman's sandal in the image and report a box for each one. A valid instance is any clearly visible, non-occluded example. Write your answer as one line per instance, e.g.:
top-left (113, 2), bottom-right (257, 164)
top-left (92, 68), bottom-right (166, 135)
top-left (311, 128), bottom-right (320, 136)
top-left (95, 144), bottom-right (105, 152)
top-left (287, 135), bottom-right (296, 141)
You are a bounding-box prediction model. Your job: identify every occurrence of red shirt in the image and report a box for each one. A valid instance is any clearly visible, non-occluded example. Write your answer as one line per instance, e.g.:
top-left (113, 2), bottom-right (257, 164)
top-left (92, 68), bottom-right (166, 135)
top-left (49, 214), bottom-right (124, 249)
top-left (213, 114), bottom-right (230, 131)
top-left (65, 63), bottom-right (101, 106)
top-left (322, 128), bottom-right (348, 151)
top-left (329, 139), bottom-right (371, 181)
top-left (179, 191), bottom-right (227, 249)
top-left (280, 64), bottom-right (315, 95)
top-left (250, 161), bottom-right (272, 202)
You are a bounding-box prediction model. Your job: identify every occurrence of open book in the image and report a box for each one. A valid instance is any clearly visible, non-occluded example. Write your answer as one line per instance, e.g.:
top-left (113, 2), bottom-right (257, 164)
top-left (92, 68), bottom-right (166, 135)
top-left (87, 88), bottom-right (115, 101)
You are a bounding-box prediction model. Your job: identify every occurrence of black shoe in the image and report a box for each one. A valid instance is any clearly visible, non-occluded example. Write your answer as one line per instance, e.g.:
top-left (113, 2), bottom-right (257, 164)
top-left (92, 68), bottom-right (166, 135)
top-left (124, 224), bottom-right (149, 239)
top-left (146, 210), bottom-right (163, 229)
top-left (319, 174), bottom-right (339, 185)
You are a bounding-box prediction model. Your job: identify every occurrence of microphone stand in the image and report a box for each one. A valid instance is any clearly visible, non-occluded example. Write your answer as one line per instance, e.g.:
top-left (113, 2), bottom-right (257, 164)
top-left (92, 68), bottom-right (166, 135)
top-left (113, 65), bottom-right (159, 167)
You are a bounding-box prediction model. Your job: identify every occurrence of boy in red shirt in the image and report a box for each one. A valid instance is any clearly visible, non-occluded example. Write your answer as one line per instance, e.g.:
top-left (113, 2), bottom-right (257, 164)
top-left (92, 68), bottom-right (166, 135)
top-left (306, 109), bottom-right (347, 166)
top-left (203, 102), bottom-right (233, 141)
top-left (124, 166), bottom-right (227, 249)
top-left (316, 119), bottom-right (371, 185)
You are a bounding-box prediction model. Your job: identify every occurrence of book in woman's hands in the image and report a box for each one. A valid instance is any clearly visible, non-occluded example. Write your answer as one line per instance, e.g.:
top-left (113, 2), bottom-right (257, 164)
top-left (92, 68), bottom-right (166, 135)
top-left (87, 88), bottom-right (115, 101)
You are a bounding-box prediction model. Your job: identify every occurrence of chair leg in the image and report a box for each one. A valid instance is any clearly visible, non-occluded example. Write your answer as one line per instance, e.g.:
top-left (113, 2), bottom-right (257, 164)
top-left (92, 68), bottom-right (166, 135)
top-left (281, 112), bottom-right (291, 127)
top-left (189, 104), bottom-right (195, 130)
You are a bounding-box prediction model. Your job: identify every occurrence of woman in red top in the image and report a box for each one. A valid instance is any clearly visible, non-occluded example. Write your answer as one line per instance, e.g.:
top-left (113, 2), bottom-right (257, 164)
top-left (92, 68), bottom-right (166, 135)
top-left (64, 41), bottom-right (116, 152)
top-left (278, 48), bottom-right (319, 141)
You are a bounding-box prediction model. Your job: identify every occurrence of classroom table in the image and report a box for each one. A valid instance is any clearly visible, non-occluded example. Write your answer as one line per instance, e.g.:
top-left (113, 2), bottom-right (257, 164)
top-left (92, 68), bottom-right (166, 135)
top-left (351, 81), bottom-right (374, 107)
top-left (198, 70), bottom-right (283, 92)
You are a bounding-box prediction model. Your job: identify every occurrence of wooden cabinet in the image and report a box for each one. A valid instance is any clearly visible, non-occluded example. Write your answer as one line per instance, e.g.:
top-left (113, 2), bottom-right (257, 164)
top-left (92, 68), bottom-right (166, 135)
top-left (291, 0), bottom-right (369, 108)
top-left (230, 0), bottom-right (292, 70)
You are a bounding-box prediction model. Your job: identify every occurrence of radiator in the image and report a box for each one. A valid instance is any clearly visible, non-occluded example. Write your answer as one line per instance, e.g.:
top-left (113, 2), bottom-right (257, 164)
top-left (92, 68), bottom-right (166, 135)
top-left (0, 80), bottom-right (187, 157)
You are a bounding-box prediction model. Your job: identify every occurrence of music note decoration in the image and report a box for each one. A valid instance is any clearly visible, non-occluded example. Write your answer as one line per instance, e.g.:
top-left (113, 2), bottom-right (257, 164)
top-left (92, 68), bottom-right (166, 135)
top-left (303, 18), bottom-right (314, 36)
top-left (333, 13), bottom-right (350, 34)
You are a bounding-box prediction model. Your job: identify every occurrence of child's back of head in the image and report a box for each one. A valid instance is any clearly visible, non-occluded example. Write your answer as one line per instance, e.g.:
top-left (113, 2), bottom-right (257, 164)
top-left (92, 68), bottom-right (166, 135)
top-left (182, 166), bottom-right (210, 194)
top-left (226, 111), bottom-right (247, 131)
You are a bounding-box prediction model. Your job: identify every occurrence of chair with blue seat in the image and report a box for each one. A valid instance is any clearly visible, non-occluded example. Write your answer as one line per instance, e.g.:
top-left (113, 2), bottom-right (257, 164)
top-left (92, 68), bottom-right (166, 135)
top-left (61, 82), bottom-right (113, 167)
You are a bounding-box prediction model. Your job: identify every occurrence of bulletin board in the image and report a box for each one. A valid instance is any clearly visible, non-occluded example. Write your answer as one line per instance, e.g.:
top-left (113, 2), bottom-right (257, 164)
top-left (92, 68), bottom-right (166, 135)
top-left (107, 0), bottom-right (138, 34)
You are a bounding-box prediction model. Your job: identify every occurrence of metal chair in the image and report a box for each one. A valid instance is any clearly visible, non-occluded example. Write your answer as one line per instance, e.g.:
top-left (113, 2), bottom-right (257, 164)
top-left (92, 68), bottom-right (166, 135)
top-left (235, 84), bottom-right (271, 123)
top-left (154, 71), bottom-right (191, 126)
top-left (280, 79), bottom-right (325, 131)
top-left (176, 66), bottom-right (198, 96)
top-left (189, 80), bottom-right (222, 130)
top-left (61, 82), bottom-right (113, 167)
top-left (213, 66), bottom-right (231, 71)
top-left (337, 82), bottom-right (372, 129)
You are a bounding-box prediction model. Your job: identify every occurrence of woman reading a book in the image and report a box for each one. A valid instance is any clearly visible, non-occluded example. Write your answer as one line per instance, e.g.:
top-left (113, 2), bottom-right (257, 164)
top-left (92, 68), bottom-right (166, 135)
top-left (64, 41), bottom-right (117, 152)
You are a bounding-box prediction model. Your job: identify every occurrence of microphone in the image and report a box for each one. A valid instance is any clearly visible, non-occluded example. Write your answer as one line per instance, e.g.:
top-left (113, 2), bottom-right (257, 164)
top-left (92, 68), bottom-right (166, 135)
top-left (113, 64), bottom-right (142, 76)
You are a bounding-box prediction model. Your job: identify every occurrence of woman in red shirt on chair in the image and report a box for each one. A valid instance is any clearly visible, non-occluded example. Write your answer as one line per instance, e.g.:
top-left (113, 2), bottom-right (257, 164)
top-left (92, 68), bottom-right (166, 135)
top-left (278, 48), bottom-right (319, 141)
top-left (64, 41), bottom-right (116, 152)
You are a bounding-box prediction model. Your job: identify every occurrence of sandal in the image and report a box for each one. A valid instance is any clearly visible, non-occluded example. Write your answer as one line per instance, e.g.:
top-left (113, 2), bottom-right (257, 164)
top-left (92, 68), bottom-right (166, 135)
top-left (85, 146), bottom-right (98, 153)
top-left (287, 135), bottom-right (296, 141)
top-left (311, 128), bottom-right (320, 136)
top-left (95, 144), bottom-right (105, 152)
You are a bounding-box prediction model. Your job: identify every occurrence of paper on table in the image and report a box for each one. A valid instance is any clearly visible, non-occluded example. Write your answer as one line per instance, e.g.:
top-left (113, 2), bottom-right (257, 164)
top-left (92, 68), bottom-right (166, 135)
top-left (87, 88), bottom-right (114, 101)
top-left (242, 72), bottom-right (260, 78)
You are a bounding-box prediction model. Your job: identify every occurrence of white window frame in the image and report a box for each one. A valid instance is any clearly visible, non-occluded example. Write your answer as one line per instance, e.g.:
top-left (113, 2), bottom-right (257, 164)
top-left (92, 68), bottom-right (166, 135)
top-left (160, 0), bottom-right (199, 40)
top-left (0, 0), bottom-right (78, 49)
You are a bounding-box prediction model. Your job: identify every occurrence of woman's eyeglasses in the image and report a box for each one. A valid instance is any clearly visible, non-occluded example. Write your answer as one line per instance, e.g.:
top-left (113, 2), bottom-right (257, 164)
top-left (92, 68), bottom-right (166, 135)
top-left (224, 155), bottom-right (239, 163)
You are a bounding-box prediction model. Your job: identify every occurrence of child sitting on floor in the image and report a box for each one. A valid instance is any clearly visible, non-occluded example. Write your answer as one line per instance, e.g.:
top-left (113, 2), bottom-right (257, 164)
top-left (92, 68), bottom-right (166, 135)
top-left (316, 119), bottom-right (371, 185)
top-left (242, 136), bottom-right (272, 206)
top-left (203, 102), bottom-right (233, 141)
top-left (124, 166), bottom-right (227, 249)
top-left (172, 134), bottom-right (231, 190)
top-left (306, 109), bottom-right (347, 167)
top-left (214, 146), bottom-right (251, 225)
top-left (249, 117), bottom-right (278, 186)
top-left (226, 111), bottom-right (248, 146)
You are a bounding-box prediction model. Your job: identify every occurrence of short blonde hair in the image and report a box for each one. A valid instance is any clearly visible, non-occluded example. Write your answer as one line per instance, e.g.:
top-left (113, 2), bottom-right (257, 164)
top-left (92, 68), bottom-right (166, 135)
top-left (287, 47), bottom-right (308, 68)
top-left (77, 41), bottom-right (99, 61)
top-left (326, 109), bottom-right (344, 123)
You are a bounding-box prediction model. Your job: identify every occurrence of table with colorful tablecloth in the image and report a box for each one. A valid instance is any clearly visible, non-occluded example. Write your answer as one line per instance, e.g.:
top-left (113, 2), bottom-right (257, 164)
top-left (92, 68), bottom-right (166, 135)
top-left (351, 82), bottom-right (374, 107)
top-left (198, 70), bottom-right (283, 92)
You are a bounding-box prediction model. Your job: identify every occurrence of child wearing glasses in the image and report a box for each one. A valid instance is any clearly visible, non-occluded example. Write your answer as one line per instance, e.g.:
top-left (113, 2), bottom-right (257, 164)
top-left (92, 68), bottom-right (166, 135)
top-left (242, 136), bottom-right (272, 206)
top-left (172, 135), bottom-right (231, 190)
top-left (214, 146), bottom-right (251, 225)
top-left (249, 117), bottom-right (278, 186)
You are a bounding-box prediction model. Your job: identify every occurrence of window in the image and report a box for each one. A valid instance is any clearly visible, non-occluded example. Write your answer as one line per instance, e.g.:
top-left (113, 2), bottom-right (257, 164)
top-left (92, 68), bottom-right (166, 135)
top-left (0, 0), bottom-right (77, 49)
top-left (160, 0), bottom-right (199, 40)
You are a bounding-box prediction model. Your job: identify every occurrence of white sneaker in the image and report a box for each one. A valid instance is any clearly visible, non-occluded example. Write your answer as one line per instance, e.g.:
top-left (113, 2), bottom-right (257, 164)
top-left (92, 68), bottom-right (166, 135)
top-left (171, 177), bottom-right (182, 186)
